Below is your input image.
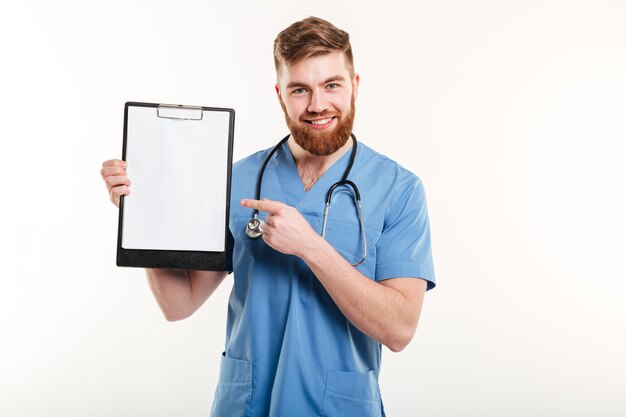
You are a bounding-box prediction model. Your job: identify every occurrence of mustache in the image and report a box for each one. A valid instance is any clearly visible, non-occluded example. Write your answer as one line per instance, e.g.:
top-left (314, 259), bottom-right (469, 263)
top-left (300, 111), bottom-right (340, 121)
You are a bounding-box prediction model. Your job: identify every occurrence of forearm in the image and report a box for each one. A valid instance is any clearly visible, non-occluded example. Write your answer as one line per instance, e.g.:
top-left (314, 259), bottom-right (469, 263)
top-left (238, 198), bottom-right (425, 351)
top-left (146, 268), bottom-right (226, 321)
top-left (300, 237), bottom-right (422, 352)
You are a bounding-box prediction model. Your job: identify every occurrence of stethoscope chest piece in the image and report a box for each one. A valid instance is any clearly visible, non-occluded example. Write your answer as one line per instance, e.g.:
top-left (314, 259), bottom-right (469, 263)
top-left (246, 217), bottom-right (265, 239)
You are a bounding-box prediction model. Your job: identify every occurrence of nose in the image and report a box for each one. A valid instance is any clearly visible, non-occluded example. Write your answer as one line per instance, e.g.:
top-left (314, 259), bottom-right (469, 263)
top-left (307, 89), bottom-right (328, 114)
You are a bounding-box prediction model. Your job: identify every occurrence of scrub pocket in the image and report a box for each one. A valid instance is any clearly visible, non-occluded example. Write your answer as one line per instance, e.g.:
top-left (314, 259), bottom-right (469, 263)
top-left (322, 219), bottom-right (381, 278)
top-left (210, 352), bottom-right (252, 417)
top-left (321, 370), bottom-right (382, 417)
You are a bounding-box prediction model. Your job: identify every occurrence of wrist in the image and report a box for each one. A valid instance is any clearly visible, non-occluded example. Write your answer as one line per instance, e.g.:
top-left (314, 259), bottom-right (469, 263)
top-left (296, 230), bottom-right (331, 263)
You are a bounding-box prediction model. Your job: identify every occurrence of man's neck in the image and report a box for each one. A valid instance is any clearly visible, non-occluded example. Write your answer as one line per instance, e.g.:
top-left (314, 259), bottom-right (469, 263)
top-left (288, 135), bottom-right (353, 191)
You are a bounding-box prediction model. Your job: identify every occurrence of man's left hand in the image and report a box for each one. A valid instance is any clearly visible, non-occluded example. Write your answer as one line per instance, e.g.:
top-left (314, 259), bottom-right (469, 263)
top-left (240, 198), bottom-right (322, 256)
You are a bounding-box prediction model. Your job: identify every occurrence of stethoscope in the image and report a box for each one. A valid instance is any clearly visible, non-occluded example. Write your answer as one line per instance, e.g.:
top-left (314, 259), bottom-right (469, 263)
top-left (245, 133), bottom-right (367, 266)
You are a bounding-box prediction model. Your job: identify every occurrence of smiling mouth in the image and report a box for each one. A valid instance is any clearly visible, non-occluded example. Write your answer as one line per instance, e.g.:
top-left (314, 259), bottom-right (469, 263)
top-left (304, 116), bottom-right (337, 128)
top-left (307, 117), bottom-right (334, 125)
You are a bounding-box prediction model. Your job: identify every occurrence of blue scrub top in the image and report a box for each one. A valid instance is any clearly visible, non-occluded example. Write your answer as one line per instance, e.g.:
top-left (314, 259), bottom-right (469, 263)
top-left (211, 139), bottom-right (435, 417)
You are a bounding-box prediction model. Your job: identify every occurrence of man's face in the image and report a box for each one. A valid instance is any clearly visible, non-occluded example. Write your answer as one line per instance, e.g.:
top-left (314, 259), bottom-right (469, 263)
top-left (276, 51), bottom-right (360, 156)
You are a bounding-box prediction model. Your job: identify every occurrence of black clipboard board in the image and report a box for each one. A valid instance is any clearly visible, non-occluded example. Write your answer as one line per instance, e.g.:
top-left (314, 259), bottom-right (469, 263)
top-left (116, 102), bottom-right (234, 270)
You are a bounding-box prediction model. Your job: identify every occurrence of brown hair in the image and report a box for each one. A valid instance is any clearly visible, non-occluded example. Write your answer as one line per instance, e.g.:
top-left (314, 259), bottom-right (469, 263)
top-left (273, 17), bottom-right (354, 76)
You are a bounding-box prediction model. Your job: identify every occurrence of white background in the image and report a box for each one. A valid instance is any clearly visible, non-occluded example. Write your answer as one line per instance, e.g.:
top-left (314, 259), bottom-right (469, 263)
top-left (1, 1), bottom-right (625, 416)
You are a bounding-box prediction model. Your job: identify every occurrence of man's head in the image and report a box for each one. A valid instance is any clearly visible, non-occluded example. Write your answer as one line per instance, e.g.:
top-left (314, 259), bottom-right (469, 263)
top-left (274, 17), bottom-right (359, 156)
top-left (273, 17), bottom-right (354, 78)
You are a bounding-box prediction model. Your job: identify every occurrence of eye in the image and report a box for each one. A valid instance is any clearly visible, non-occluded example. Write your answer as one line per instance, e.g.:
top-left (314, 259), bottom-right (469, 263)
top-left (326, 83), bottom-right (340, 89)
top-left (292, 88), bottom-right (307, 95)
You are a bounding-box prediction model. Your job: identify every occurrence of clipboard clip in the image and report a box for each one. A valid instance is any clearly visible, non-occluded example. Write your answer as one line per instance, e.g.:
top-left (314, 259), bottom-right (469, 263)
top-left (157, 104), bottom-right (204, 121)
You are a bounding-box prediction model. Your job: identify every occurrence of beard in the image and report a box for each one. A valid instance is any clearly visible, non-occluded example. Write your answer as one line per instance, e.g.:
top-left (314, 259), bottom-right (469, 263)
top-left (281, 95), bottom-right (356, 156)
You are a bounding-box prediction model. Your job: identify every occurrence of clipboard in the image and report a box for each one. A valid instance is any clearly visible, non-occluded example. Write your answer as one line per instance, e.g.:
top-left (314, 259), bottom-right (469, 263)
top-left (116, 102), bottom-right (234, 270)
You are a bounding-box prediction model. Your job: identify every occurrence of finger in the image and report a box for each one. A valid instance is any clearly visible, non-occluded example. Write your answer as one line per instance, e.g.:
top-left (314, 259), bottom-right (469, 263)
top-left (262, 229), bottom-right (274, 245)
top-left (264, 214), bottom-right (280, 229)
top-left (101, 165), bottom-right (127, 179)
top-left (102, 159), bottom-right (127, 168)
top-left (105, 175), bottom-right (131, 190)
top-left (240, 199), bottom-right (284, 214)
top-left (110, 186), bottom-right (130, 207)
top-left (266, 214), bottom-right (280, 229)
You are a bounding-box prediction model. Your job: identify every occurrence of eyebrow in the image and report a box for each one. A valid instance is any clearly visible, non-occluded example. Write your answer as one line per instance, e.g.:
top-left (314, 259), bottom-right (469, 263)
top-left (286, 75), bottom-right (346, 89)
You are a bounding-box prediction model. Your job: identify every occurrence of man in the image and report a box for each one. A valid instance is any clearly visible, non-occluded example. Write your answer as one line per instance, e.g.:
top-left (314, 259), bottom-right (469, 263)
top-left (101, 17), bottom-right (435, 417)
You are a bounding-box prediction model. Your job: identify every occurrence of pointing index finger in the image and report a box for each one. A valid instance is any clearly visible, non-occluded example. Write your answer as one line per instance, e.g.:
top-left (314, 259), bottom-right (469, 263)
top-left (240, 199), bottom-right (282, 214)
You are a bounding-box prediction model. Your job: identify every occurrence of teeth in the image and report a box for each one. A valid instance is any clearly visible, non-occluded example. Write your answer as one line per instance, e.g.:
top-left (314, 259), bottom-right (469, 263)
top-left (311, 117), bottom-right (333, 125)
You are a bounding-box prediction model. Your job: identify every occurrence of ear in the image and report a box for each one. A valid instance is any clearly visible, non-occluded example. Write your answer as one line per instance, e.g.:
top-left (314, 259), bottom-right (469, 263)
top-left (275, 83), bottom-right (284, 105)
top-left (352, 74), bottom-right (360, 101)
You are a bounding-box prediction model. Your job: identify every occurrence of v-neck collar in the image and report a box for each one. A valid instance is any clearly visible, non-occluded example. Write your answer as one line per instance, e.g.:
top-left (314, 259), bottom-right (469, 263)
top-left (270, 138), bottom-right (356, 211)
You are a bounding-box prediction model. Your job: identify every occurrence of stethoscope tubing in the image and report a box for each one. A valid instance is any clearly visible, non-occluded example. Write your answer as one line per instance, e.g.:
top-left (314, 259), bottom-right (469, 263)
top-left (321, 179), bottom-right (367, 266)
top-left (246, 133), bottom-right (367, 266)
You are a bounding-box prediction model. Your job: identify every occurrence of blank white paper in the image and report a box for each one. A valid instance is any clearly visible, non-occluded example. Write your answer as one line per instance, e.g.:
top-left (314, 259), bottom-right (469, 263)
top-left (121, 105), bottom-right (230, 251)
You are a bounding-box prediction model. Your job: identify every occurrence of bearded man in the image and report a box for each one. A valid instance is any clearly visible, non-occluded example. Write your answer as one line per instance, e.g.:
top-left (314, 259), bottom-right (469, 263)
top-left (101, 16), bottom-right (435, 417)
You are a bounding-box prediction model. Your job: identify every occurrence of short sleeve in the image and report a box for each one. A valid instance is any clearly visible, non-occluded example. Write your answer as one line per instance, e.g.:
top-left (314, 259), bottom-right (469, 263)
top-left (374, 175), bottom-right (436, 290)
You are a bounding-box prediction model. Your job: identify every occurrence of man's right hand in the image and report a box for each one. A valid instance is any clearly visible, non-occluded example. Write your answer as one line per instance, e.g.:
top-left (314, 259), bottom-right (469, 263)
top-left (100, 158), bottom-right (226, 320)
top-left (101, 159), bottom-right (131, 207)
